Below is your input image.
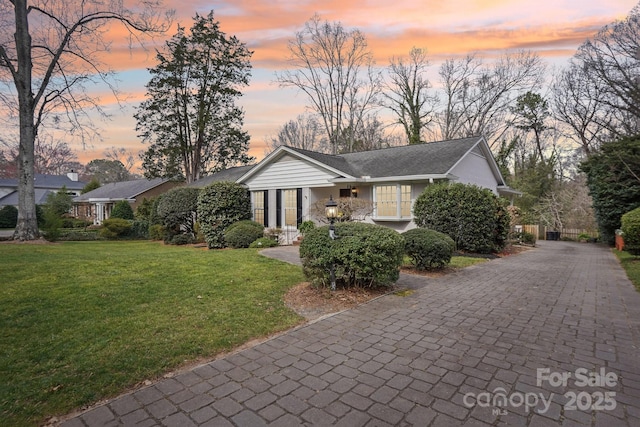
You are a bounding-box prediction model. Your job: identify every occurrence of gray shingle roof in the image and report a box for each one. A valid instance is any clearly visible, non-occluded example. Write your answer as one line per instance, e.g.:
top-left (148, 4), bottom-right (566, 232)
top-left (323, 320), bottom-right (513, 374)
top-left (0, 174), bottom-right (86, 191)
top-left (285, 148), bottom-right (358, 177)
top-left (74, 178), bottom-right (170, 201)
top-left (288, 136), bottom-right (481, 178)
top-left (188, 165), bottom-right (255, 188)
top-left (0, 189), bottom-right (54, 206)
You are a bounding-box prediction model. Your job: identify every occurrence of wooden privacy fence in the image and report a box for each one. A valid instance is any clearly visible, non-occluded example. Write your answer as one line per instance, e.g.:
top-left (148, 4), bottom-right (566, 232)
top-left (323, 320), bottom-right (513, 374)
top-left (516, 225), bottom-right (599, 241)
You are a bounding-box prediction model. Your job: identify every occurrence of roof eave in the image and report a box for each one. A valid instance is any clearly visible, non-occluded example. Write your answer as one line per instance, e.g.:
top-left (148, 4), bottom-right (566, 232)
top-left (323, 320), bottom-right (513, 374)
top-left (497, 186), bottom-right (523, 196)
top-left (331, 174), bottom-right (455, 183)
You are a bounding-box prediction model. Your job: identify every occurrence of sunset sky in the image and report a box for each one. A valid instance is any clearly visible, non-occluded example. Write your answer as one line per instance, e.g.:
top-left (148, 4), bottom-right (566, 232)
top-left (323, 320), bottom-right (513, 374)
top-left (80, 0), bottom-right (637, 168)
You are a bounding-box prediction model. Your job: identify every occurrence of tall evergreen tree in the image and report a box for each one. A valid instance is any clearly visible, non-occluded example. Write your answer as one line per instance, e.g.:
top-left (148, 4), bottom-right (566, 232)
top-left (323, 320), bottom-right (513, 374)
top-left (580, 136), bottom-right (640, 244)
top-left (136, 11), bottom-right (254, 183)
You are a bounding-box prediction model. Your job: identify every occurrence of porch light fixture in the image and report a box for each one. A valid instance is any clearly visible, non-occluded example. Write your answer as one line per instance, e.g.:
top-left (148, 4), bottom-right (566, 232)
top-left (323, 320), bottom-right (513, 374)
top-left (325, 195), bottom-right (338, 220)
top-left (325, 195), bottom-right (338, 290)
top-left (351, 187), bottom-right (358, 197)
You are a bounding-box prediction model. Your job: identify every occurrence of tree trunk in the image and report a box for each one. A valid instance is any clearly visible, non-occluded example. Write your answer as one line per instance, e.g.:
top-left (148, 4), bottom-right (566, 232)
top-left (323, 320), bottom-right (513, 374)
top-left (12, 0), bottom-right (40, 240)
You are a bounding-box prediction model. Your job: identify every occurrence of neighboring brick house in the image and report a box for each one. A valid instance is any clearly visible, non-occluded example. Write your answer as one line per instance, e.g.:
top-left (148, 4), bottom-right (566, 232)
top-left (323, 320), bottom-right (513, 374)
top-left (73, 178), bottom-right (181, 224)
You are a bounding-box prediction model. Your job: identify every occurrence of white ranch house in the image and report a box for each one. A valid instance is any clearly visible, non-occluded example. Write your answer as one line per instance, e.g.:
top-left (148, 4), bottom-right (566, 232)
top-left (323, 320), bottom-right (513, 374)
top-left (192, 136), bottom-right (519, 244)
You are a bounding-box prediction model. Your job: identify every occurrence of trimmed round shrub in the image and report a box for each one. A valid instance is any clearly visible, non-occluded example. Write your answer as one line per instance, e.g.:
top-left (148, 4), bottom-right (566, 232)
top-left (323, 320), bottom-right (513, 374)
top-left (299, 222), bottom-right (404, 288)
top-left (156, 187), bottom-right (200, 237)
top-left (224, 223), bottom-right (265, 249)
top-left (413, 182), bottom-right (510, 253)
top-left (226, 220), bottom-right (264, 234)
top-left (402, 228), bottom-right (455, 270)
top-left (197, 181), bottom-right (252, 249)
top-left (0, 205), bottom-right (18, 228)
top-left (110, 200), bottom-right (134, 220)
top-left (249, 237), bottom-right (279, 248)
top-left (100, 218), bottom-right (132, 239)
top-left (621, 207), bottom-right (640, 256)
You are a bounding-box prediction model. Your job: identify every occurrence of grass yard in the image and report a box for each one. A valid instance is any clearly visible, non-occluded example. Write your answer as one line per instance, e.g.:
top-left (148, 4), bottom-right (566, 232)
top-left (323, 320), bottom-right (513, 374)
top-left (614, 249), bottom-right (640, 292)
top-left (0, 241), bottom-right (305, 426)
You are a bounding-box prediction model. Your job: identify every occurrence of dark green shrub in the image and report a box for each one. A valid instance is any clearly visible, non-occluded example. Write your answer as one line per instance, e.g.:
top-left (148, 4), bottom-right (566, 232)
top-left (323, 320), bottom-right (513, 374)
top-left (130, 220), bottom-right (150, 239)
top-left (157, 187), bottom-right (200, 239)
top-left (515, 231), bottom-right (536, 245)
top-left (61, 217), bottom-right (75, 228)
top-left (110, 200), bottom-right (134, 220)
top-left (413, 183), bottom-right (510, 253)
top-left (58, 230), bottom-right (100, 241)
top-left (402, 228), bottom-right (455, 270)
top-left (35, 204), bottom-right (45, 228)
top-left (135, 197), bottom-right (154, 221)
top-left (249, 237), bottom-right (279, 248)
top-left (149, 196), bottom-right (164, 226)
top-left (149, 224), bottom-right (165, 241)
top-left (82, 178), bottom-right (101, 194)
top-left (0, 205), bottom-right (18, 228)
top-left (197, 181), bottom-right (251, 249)
top-left (170, 234), bottom-right (194, 245)
top-left (299, 222), bottom-right (404, 288)
top-left (224, 223), bottom-right (264, 248)
top-left (226, 220), bottom-right (264, 234)
top-left (298, 220), bottom-right (316, 235)
top-left (41, 209), bottom-right (63, 242)
top-left (100, 218), bottom-right (132, 239)
top-left (72, 219), bottom-right (92, 228)
top-left (45, 187), bottom-right (73, 217)
top-left (621, 207), bottom-right (640, 256)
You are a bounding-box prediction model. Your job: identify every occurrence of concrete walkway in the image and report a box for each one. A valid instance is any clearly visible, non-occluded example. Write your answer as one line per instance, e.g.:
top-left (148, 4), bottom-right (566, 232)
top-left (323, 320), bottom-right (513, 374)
top-left (62, 242), bottom-right (640, 426)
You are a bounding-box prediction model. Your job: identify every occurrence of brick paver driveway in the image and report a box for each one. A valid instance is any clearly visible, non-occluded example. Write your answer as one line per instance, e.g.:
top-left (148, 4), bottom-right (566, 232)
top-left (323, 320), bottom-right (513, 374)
top-left (62, 241), bottom-right (640, 426)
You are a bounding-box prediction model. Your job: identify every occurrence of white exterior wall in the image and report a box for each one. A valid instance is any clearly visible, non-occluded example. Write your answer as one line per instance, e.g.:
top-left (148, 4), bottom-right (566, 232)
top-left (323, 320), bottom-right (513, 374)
top-left (244, 155), bottom-right (339, 190)
top-left (450, 149), bottom-right (499, 194)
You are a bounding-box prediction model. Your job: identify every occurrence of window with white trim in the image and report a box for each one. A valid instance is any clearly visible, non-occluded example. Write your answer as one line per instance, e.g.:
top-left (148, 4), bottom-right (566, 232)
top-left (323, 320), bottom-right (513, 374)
top-left (283, 189), bottom-right (297, 226)
top-left (374, 184), bottom-right (412, 219)
top-left (253, 191), bottom-right (265, 226)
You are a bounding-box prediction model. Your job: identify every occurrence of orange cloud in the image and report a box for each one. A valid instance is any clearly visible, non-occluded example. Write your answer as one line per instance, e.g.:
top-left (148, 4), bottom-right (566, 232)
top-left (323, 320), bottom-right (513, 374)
top-left (52, 0), bottom-right (640, 167)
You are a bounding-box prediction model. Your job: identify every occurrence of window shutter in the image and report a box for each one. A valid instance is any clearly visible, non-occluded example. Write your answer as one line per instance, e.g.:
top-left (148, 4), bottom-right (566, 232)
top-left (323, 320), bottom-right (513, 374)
top-left (276, 189), bottom-right (282, 228)
top-left (263, 191), bottom-right (269, 227)
top-left (296, 188), bottom-right (303, 227)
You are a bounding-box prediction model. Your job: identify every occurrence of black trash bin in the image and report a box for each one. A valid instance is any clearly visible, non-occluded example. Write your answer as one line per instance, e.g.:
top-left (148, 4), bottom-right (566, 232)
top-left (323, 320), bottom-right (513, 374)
top-left (546, 231), bottom-right (560, 240)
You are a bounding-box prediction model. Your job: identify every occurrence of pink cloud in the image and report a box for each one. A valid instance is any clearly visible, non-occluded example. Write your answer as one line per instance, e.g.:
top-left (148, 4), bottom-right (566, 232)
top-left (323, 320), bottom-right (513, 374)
top-left (71, 0), bottom-right (636, 166)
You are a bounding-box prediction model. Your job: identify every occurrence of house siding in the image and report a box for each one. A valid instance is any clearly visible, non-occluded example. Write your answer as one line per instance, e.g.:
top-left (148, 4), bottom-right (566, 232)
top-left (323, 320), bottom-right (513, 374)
top-left (244, 156), bottom-right (339, 190)
top-left (450, 151), bottom-right (499, 194)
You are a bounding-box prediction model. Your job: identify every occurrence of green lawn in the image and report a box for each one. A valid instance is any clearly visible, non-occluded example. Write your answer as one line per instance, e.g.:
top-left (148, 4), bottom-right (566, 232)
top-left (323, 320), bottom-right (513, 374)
top-left (0, 241), bottom-right (305, 426)
top-left (614, 249), bottom-right (640, 292)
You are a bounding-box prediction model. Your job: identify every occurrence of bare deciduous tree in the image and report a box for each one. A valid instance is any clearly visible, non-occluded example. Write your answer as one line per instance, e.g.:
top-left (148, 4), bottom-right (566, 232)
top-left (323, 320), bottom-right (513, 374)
top-left (435, 51), bottom-right (546, 148)
top-left (552, 62), bottom-right (611, 156)
top-left (266, 114), bottom-right (329, 154)
top-left (575, 4), bottom-right (640, 136)
top-left (34, 136), bottom-right (78, 175)
top-left (383, 47), bottom-right (437, 144)
top-left (104, 146), bottom-right (138, 175)
top-left (275, 14), bottom-right (382, 154)
top-left (0, 0), bottom-right (172, 240)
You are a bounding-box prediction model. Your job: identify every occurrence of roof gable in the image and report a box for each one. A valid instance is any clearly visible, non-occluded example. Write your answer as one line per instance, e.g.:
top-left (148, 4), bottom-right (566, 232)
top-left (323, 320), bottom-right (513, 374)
top-left (237, 146), bottom-right (356, 184)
